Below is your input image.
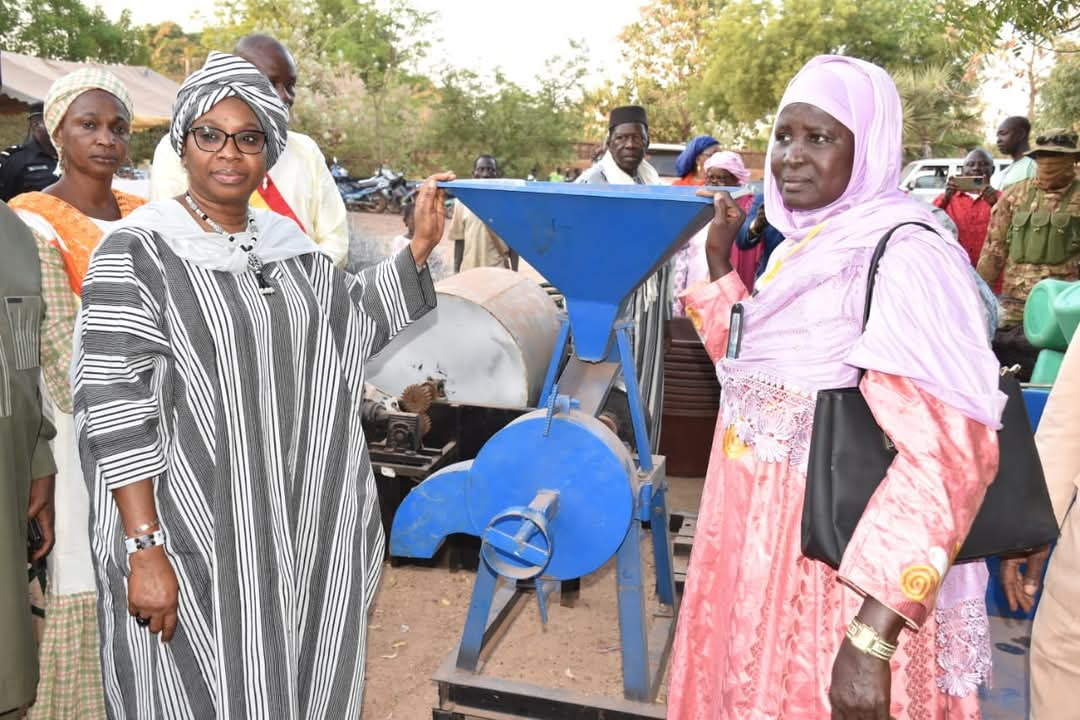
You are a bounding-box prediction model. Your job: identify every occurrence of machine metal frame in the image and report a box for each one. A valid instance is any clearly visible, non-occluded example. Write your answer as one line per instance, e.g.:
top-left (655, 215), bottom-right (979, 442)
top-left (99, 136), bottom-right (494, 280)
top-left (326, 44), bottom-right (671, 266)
top-left (431, 323), bottom-right (678, 719)
top-left (388, 181), bottom-right (715, 719)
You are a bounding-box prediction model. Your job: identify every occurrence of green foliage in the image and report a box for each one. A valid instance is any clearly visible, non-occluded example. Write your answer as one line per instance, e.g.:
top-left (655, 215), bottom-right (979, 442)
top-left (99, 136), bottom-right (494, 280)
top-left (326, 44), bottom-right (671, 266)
top-left (697, 0), bottom-right (963, 125)
top-left (127, 127), bottom-right (167, 165)
top-left (943, 1), bottom-right (1080, 51)
top-left (1, 0), bottom-right (148, 63)
top-left (0, 115), bottom-right (27, 150)
top-left (290, 71), bottom-right (431, 175)
top-left (143, 22), bottom-right (208, 81)
top-left (607, 0), bottom-right (719, 143)
top-left (1039, 46), bottom-right (1080, 129)
top-left (423, 45), bottom-right (588, 178)
top-left (205, 0), bottom-right (433, 165)
top-left (892, 65), bottom-right (984, 160)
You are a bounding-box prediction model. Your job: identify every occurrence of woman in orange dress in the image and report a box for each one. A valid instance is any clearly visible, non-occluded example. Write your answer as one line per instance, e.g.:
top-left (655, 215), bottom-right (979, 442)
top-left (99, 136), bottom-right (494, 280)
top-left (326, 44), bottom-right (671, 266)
top-left (9, 68), bottom-right (145, 720)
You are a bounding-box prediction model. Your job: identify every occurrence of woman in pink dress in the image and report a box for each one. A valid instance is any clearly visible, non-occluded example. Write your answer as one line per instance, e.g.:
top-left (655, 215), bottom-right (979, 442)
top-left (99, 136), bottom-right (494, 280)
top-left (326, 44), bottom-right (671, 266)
top-left (667, 56), bottom-right (1005, 719)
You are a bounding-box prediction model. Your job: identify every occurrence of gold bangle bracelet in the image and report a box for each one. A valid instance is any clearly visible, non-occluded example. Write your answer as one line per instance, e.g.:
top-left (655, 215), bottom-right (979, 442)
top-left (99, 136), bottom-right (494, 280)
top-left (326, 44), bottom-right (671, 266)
top-left (845, 618), bottom-right (898, 661)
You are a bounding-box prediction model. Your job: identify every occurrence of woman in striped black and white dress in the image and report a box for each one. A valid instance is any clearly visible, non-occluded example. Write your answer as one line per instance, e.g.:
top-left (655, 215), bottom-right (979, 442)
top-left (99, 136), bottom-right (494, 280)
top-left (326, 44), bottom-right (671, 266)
top-left (72, 52), bottom-right (451, 718)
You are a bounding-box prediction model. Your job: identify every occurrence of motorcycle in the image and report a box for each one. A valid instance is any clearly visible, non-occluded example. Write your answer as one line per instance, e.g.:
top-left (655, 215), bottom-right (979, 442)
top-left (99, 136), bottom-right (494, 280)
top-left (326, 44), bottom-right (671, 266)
top-left (335, 165), bottom-right (418, 214)
top-left (338, 175), bottom-right (390, 213)
top-left (333, 161), bottom-right (391, 213)
top-left (382, 169), bottom-right (418, 214)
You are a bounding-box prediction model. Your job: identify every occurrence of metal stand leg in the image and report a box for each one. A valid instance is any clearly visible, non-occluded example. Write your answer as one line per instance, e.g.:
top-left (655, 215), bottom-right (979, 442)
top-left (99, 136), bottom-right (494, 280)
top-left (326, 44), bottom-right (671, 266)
top-left (615, 521), bottom-right (650, 701)
top-left (649, 480), bottom-right (678, 610)
top-left (457, 560), bottom-right (500, 670)
top-left (615, 324), bottom-right (653, 471)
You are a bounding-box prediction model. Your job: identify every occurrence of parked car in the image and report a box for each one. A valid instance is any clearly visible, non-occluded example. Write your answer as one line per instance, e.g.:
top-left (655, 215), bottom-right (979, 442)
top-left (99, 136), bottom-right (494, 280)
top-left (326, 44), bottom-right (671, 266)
top-left (647, 142), bottom-right (685, 184)
top-left (899, 157), bottom-right (1011, 203)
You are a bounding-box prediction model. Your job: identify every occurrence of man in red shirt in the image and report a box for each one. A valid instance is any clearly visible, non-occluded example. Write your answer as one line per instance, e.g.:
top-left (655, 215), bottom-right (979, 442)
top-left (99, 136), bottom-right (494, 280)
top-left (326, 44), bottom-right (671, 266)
top-left (934, 148), bottom-right (1001, 290)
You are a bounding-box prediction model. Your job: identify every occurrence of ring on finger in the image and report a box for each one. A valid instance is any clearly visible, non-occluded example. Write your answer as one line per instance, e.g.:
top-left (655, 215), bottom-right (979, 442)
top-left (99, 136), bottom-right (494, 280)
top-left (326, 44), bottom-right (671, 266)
top-left (135, 614), bottom-right (151, 627)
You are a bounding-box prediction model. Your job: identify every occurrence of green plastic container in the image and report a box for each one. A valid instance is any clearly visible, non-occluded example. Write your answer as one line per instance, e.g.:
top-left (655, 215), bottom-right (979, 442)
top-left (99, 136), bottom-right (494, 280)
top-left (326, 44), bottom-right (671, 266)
top-left (1031, 349), bottom-right (1065, 385)
top-left (1024, 279), bottom-right (1073, 350)
top-left (1052, 281), bottom-right (1080, 344)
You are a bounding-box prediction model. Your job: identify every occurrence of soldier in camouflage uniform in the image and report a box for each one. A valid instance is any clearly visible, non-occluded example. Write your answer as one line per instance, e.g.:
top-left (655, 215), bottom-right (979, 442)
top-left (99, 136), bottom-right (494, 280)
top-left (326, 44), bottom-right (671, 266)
top-left (977, 129), bottom-right (1080, 379)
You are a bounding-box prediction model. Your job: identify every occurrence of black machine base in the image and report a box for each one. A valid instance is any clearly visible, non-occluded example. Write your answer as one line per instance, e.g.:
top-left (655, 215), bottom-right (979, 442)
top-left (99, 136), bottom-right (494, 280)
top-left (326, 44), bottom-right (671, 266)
top-left (431, 652), bottom-right (667, 720)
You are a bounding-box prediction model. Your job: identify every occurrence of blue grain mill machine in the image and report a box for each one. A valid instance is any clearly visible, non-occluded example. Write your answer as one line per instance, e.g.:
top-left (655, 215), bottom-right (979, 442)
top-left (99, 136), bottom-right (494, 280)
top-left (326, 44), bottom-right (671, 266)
top-left (391, 181), bottom-right (715, 719)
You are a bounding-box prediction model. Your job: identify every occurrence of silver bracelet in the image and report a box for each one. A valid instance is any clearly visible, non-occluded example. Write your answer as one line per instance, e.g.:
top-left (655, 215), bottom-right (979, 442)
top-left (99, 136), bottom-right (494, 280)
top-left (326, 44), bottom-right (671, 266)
top-left (124, 529), bottom-right (166, 556)
top-left (131, 519), bottom-right (160, 535)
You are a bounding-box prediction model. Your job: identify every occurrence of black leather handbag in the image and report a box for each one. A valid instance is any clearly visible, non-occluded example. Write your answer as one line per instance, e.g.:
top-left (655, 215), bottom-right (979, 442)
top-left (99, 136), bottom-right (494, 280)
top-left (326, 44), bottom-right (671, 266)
top-left (801, 222), bottom-right (1060, 569)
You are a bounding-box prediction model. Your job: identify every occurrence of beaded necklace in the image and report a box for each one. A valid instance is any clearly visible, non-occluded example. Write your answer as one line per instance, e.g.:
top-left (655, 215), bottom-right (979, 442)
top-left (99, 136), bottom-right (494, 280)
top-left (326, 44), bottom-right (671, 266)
top-left (184, 192), bottom-right (275, 295)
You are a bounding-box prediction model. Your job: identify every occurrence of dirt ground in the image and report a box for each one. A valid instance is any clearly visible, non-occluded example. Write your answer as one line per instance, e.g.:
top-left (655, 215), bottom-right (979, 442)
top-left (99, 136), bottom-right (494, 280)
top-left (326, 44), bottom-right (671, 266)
top-left (349, 210), bottom-right (704, 719)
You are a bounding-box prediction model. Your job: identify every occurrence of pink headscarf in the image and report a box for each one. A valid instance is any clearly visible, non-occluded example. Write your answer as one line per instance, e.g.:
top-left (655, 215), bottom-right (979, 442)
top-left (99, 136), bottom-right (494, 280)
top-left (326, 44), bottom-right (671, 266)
top-left (704, 151), bottom-right (751, 185)
top-left (764, 55), bottom-right (928, 238)
top-left (753, 55), bottom-right (1005, 428)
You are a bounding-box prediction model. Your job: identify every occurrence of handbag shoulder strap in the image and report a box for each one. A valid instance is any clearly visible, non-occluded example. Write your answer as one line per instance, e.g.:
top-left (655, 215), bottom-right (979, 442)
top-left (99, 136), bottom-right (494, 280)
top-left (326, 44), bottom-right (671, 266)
top-left (856, 221), bottom-right (939, 382)
top-left (862, 221), bottom-right (939, 330)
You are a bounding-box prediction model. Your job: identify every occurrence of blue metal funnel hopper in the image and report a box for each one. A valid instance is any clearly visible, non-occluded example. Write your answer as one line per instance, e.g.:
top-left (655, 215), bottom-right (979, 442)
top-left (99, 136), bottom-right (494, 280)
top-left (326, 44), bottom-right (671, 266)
top-left (440, 180), bottom-right (714, 360)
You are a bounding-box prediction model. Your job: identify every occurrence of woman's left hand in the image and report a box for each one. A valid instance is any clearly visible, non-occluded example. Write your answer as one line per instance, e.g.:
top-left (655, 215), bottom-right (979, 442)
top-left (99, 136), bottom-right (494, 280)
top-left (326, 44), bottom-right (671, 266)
top-left (830, 637), bottom-right (892, 719)
top-left (411, 172), bottom-right (457, 267)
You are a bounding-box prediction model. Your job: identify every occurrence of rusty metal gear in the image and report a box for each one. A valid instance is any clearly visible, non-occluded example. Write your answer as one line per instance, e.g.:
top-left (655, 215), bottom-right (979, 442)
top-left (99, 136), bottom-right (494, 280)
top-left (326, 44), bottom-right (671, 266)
top-left (400, 383), bottom-right (434, 413)
top-left (417, 412), bottom-right (433, 437)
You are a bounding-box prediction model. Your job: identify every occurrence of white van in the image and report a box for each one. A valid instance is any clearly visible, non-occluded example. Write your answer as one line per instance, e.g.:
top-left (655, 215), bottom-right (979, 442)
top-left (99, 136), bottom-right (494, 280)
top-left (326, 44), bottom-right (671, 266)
top-left (899, 157), bottom-right (1011, 203)
top-left (647, 143), bottom-right (686, 184)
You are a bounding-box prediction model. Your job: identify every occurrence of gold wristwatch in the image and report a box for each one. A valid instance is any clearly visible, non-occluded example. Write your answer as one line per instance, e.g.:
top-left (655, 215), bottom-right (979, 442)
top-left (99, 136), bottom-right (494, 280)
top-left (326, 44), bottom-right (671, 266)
top-left (845, 618), bottom-right (898, 661)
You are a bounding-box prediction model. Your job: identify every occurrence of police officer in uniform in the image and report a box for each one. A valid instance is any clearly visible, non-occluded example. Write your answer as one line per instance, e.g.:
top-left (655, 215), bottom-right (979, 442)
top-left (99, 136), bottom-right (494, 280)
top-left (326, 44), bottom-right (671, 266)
top-left (0, 102), bottom-right (58, 201)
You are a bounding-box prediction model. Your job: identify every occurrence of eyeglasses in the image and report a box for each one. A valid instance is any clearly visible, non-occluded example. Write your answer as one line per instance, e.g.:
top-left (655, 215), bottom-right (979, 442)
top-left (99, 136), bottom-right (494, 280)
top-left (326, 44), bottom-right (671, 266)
top-left (188, 126), bottom-right (267, 155)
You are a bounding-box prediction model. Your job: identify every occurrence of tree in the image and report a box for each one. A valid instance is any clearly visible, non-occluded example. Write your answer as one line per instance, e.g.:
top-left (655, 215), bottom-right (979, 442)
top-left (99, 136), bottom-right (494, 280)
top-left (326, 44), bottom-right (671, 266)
top-left (990, 38), bottom-right (1056, 120)
top-left (143, 22), bottom-right (208, 81)
top-left (1039, 46), bottom-right (1080, 129)
top-left (290, 69), bottom-right (432, 175)
top-left (892, 65), bottom-right (984, 159)
top-left (608, 0), bottom-right (720, 143)
top-left (944, 1), bottom-right (1080, 51)
top-left (1, 0), bottom-right (149, 64)
top-left (696, 0), bottom-right (964, 126)
top-left (423, 45), bottom-right (588, 178)
top-left (204, 0), bottom-right (432, 165)
top-left (318, 0), bottom-right (433, 165)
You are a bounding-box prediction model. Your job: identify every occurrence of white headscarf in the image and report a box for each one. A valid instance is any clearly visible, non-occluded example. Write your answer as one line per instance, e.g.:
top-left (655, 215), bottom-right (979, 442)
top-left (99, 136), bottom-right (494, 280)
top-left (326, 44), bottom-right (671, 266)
top-left (116, 200), bottom-right (319, 273)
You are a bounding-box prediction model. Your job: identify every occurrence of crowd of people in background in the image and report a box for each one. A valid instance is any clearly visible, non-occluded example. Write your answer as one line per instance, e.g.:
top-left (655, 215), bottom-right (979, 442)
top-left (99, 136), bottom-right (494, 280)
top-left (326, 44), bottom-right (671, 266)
top-left (0, 25), bottom-right (1078, 720)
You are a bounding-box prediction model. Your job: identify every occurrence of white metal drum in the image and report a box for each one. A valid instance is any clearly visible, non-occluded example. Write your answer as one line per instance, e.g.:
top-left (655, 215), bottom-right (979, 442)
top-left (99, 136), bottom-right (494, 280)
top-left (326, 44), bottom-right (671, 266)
top-left (367, 267), bottom-right (561, 408)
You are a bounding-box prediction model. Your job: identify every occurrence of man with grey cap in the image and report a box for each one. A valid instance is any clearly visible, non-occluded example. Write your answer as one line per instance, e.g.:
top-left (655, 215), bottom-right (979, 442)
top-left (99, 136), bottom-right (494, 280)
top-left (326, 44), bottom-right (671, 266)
top-left (151, 35), bottom-right (349, 266)
top-left (577, 105), bottom-right (666, 449)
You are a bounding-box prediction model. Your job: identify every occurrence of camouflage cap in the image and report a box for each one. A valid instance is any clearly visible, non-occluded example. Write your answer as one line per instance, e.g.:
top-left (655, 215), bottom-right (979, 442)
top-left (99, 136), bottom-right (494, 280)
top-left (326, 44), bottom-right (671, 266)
top-left (1028, 129), bottom-right (1080, 157)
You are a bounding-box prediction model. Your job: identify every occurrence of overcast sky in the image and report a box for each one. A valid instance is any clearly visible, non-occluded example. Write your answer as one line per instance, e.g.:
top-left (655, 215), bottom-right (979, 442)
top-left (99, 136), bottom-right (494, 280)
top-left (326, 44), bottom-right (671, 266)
top-left (94, 0), bottom-right (646, 89)
top-left (94, 0), bottom-right (1026, 138)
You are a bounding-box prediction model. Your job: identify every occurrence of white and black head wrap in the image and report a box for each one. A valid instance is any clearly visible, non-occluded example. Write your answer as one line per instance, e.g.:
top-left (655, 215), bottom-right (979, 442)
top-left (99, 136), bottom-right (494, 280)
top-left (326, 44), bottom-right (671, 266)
top-left (171, 51), bottom-right (289, 170)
